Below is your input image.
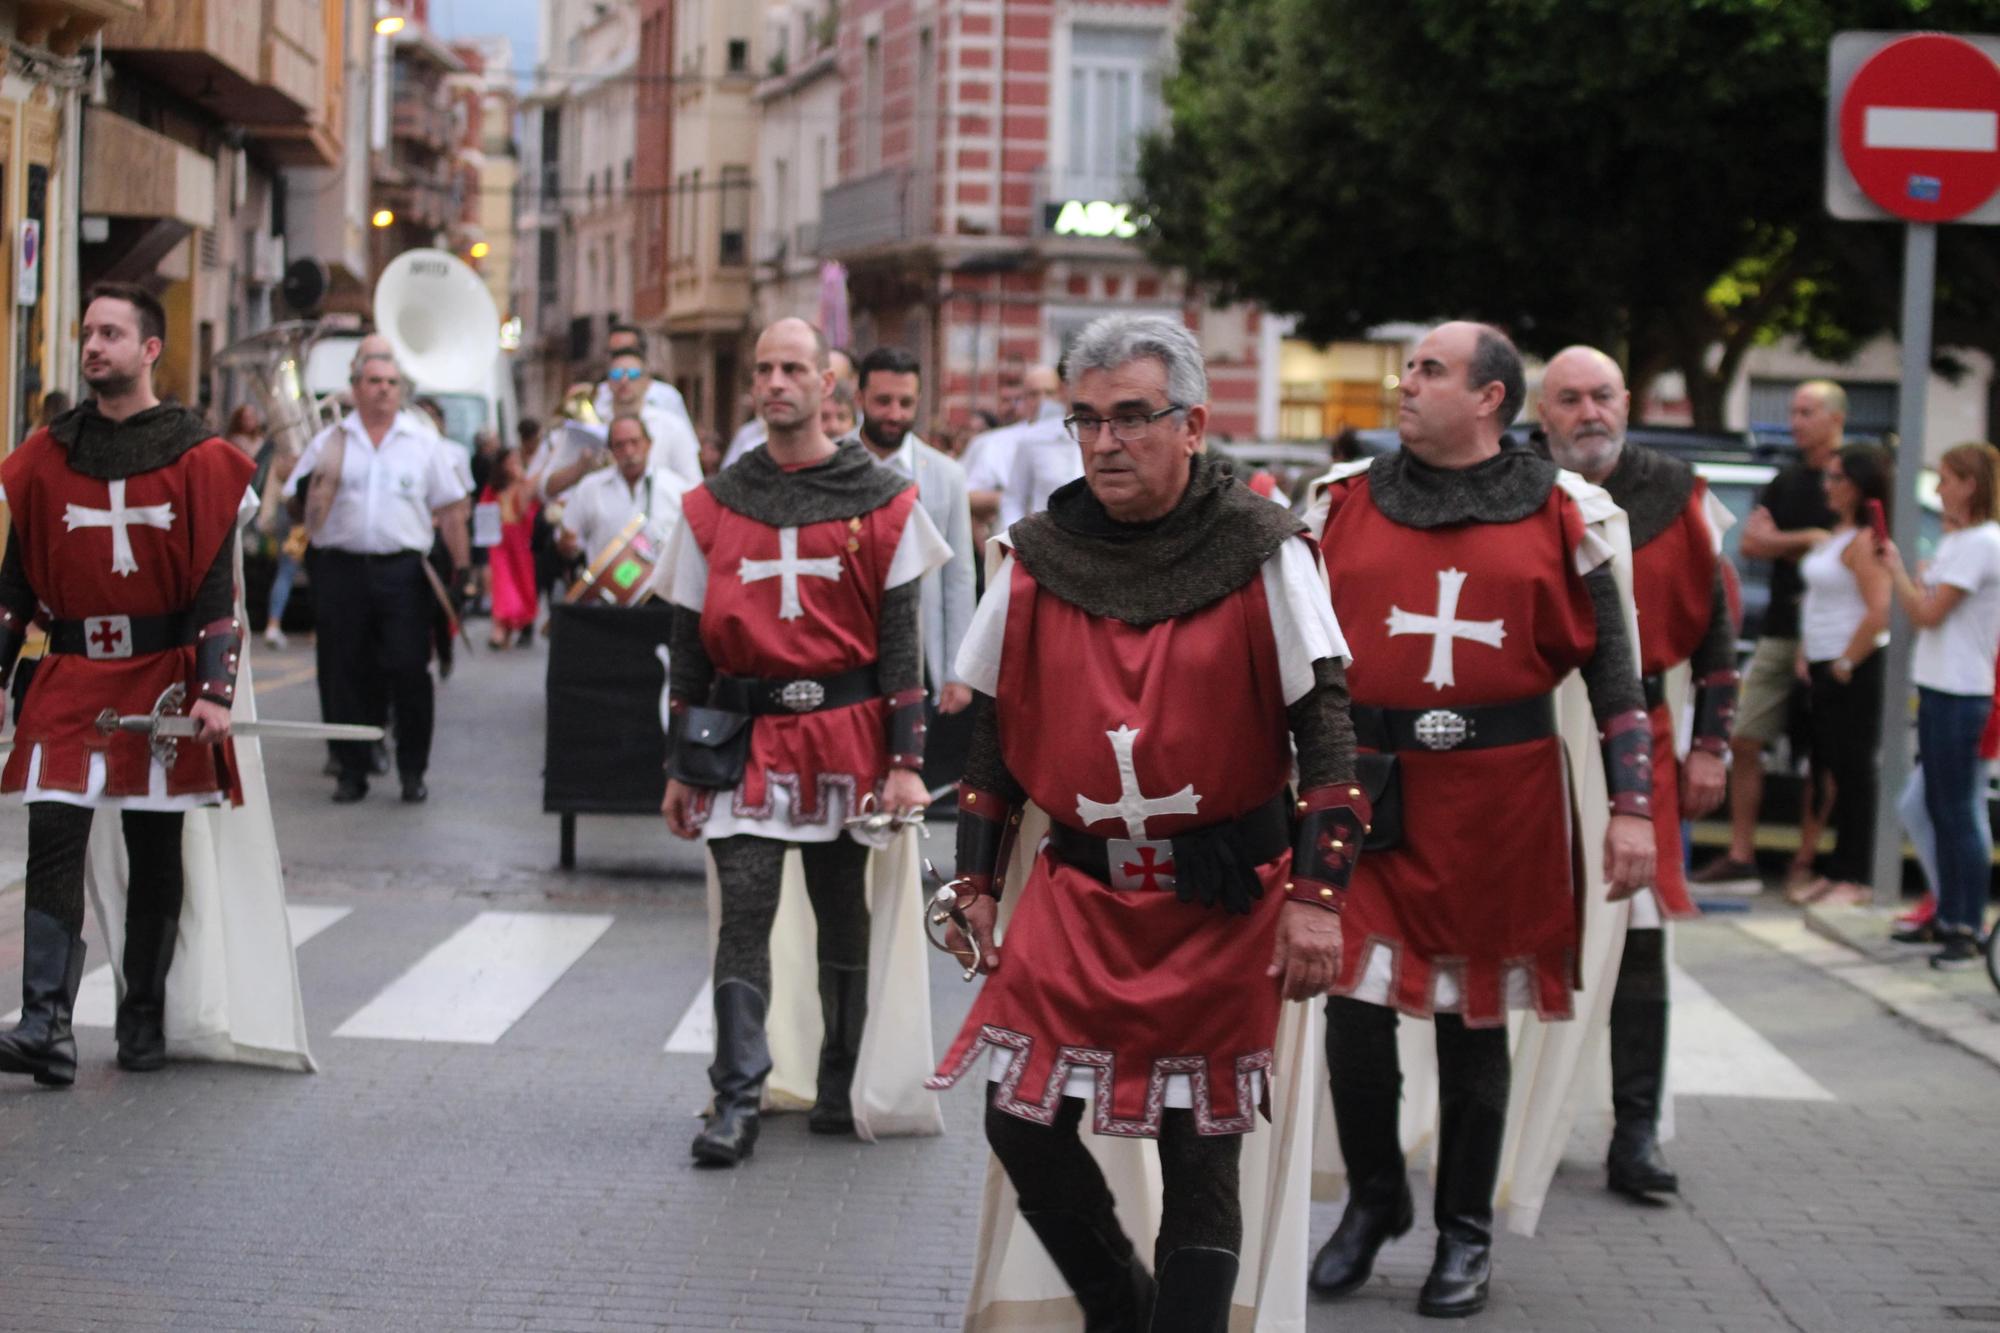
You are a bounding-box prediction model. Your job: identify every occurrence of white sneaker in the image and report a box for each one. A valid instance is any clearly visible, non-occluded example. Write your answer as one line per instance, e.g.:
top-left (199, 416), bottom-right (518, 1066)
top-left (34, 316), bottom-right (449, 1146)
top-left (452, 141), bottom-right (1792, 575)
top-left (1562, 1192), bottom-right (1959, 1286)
top-left (264, 625), bottom-right (287, 650)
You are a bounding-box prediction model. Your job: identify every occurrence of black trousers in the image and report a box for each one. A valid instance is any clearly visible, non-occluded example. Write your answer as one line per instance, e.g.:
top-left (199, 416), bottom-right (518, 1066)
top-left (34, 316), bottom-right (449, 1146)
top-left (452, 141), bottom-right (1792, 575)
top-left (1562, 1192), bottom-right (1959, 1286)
top-left (310, 548), bottom-right (436, 782)
top-left (1807, 653), bottom-right (1884, 882)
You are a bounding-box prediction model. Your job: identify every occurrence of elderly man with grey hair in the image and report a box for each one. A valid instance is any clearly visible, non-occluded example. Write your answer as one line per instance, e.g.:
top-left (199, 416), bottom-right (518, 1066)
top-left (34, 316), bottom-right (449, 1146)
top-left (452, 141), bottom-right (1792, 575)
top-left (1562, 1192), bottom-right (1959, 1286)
top-left (928, 313), bottom-right (1365, 1331)
top-left (284, 341), bottom-right (470, 803)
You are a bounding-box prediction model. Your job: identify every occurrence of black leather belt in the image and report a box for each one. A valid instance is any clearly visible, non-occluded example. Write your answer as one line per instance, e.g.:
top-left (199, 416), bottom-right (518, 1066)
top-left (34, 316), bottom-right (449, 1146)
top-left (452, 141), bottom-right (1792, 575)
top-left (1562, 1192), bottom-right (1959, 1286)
top-left (1045, 791), bottom-right (1291, 890)
top-left (47, 613), bottom-right (193, 661)
top-left (710, 663), bottom-right (880, 716)
top-left (1350, 694), bottom-right (1557, 754)
top-left (1641, 673), bottom-right (1666, 710)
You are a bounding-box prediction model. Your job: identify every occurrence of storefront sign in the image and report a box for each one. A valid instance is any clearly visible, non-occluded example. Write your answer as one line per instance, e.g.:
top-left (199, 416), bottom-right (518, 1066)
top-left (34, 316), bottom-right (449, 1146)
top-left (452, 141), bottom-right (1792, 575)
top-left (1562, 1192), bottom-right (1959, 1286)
top-left (1044, 199), bottom-right (1145, 239)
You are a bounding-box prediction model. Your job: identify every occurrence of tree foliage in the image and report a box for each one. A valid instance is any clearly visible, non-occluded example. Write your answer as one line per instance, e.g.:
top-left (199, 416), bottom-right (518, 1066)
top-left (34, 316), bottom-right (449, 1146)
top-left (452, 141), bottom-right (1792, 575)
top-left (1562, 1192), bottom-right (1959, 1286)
top-left (1139, 0), bottom-right (2000, 428)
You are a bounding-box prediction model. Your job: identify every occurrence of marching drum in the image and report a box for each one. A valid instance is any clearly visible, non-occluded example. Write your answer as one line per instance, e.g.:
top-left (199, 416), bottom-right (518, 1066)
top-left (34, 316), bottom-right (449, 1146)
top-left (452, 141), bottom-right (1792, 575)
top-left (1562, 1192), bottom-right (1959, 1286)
top-left (567, 514), bottom-right (662, 606)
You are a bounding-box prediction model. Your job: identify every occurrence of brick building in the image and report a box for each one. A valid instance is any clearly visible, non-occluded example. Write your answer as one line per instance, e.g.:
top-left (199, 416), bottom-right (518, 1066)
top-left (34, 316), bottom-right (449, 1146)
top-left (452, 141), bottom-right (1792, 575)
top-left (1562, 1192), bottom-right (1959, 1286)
top-left (818, 0), bottom-right (1267, 439)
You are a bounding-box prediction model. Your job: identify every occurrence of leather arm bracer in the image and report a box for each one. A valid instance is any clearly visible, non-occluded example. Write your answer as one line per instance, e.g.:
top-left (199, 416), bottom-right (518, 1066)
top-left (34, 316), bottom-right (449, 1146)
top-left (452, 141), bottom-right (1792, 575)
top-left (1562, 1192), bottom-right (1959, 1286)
top-left (886, 686), bottom-right (926, 771)
top-left (0, 605), bottom-right (26, 689)
top-left (1691, 669), bottom-right (1739, 756)
top-left (193, 617), bottom-right (244, 708)
top-left (1287, 783), bottom-right (1371, 913)
top-left (954, 783), bottom-right (1021, 901)
top-left (1600, 709), bottom-right (1654, 818)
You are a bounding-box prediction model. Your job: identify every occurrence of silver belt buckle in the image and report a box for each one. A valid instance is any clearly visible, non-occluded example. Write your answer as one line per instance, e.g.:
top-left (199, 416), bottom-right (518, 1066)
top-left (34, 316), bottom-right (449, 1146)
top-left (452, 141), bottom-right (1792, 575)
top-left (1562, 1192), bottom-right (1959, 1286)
top-left (82, 615), bottom-right (134, 660)
top-left (1414, 708), bottom-right (1473, 751)
top-left (777, 678), bottom-right (826, 712)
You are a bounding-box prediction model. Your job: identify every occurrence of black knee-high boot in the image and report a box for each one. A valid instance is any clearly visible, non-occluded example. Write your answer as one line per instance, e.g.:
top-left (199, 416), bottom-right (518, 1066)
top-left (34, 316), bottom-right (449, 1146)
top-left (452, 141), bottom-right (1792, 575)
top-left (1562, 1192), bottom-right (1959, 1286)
top-left (1608, 927), bottom-right (1677, 1199)
top-left (807, 962), bottom-right (866, 1135)
top-left (0, 910), bottom-right (88, 1087)
top-left (1419, 1016), bottom-right (1509, 1319)
top-left (691, 979), bottom-right (772, 1167)
top-left (1311, 998), bottom-right (1414, 1296)
top-left (115, 811), bottom-right (186, 1072)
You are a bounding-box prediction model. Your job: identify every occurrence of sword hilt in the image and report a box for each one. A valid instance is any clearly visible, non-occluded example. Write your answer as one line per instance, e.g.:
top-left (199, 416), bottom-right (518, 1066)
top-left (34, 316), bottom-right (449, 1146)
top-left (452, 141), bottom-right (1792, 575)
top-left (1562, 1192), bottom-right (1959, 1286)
top-left (920, 858), bottom-right (981, 982)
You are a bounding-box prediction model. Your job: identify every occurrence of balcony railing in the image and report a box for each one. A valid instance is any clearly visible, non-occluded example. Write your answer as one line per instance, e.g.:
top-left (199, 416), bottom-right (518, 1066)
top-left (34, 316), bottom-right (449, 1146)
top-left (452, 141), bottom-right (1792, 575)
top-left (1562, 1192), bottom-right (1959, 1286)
top-left (819, 169), bottom-right (934, 255)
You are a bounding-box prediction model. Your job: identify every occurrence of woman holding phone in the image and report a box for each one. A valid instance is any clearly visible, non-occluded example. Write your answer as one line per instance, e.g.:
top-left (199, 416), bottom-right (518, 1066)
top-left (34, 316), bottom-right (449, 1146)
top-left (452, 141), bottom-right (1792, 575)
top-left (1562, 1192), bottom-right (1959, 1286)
top-left (1794, 443), bottom-right (1894, 905)
top-left (1874, 442), bottom-right (2000, 967)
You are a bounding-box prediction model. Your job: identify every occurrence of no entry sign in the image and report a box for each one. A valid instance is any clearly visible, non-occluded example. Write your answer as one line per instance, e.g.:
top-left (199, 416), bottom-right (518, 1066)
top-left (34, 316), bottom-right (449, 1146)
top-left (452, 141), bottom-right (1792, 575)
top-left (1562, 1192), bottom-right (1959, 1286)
top-left (1838, 33), bottom-right (2000, 221)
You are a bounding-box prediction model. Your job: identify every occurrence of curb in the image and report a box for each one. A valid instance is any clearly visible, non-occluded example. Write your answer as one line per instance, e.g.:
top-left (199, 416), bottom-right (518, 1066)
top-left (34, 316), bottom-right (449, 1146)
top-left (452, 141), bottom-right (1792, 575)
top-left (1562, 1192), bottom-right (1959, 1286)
top-left (1731, 909), bottom-right (2000, 1071)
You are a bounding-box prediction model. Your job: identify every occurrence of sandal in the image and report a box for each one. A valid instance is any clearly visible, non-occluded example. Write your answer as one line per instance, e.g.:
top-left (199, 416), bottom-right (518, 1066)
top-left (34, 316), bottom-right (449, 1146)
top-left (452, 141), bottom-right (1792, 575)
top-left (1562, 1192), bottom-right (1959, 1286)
top-left (1814, 881), bottom-right (1873, 908)
top-left (1786, 875), bottom-right (1832, 906)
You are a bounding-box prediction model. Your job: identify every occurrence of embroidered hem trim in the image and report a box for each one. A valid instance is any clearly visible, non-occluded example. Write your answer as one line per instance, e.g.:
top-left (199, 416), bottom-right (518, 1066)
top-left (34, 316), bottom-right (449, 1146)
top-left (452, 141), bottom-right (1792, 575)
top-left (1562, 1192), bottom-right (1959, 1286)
top-left (925, 1022), bottom-right (1273, 1138)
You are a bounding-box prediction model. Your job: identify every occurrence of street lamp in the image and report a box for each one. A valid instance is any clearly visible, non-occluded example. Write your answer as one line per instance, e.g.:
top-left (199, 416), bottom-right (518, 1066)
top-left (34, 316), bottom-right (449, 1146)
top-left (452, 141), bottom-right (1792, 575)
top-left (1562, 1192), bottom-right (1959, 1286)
top-left (469, 241), bottom-right (491, 259)
top-left (372, 208), bottom-right (395, 228)
top-left (374, 15), bottom-right (405, 35)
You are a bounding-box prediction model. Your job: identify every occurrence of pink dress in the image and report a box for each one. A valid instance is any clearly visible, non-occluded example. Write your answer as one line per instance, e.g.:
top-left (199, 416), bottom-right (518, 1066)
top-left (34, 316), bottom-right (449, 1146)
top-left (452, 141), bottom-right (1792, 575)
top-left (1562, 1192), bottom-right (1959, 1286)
top-left (484, 484), bottom-right (539, 633)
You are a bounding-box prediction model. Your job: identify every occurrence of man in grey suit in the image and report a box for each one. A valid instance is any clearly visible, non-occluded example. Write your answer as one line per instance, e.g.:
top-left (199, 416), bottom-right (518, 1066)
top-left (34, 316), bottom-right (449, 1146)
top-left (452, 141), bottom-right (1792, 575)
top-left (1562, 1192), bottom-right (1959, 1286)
top-left (855, 347), bottom-right (976, 789)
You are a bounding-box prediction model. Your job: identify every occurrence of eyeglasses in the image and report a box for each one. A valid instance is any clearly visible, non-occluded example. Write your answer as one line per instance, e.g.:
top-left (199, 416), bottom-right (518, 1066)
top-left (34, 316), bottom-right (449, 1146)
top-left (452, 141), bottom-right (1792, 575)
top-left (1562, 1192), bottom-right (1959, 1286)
top-left (1063, 403), bottom-right (1184, 443)
top-left (607, 367), bottom-right (645, 382)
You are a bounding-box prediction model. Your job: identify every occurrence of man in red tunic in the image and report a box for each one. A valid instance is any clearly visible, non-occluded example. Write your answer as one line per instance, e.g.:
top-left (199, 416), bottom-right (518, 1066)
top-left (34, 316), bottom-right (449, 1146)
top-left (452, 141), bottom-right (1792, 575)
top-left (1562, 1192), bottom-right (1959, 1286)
top-left (659, 317), bottom-right (948, 1165)
top-left (0, 284), bottom-right (253, 1086)
top-left (1539, 346), bottom-right (1737, 1200)
top-left (1306, 322), bottom-right (1656, 1317)
top-left (929, 314), bottom-right (1367, 1331)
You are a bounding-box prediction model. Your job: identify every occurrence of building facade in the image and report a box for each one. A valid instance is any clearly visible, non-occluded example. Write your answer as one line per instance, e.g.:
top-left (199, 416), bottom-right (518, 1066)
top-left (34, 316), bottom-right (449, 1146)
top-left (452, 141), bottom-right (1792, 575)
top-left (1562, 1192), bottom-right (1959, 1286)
top-left (749, 3), bottom-right (841, 364)
top-left (93, 0), bottom-right (346, 415)
top-left (818, 0), bottom-right (1267, 438)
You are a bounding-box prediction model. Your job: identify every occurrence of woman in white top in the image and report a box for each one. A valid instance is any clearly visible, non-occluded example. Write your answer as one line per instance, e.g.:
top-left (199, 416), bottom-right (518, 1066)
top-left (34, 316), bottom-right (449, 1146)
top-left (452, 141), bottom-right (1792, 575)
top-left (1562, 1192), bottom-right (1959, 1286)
top-left (1795, 443), bottom-right (1893, 904)
top-left (1874, 441), bottom-right (2000, 967)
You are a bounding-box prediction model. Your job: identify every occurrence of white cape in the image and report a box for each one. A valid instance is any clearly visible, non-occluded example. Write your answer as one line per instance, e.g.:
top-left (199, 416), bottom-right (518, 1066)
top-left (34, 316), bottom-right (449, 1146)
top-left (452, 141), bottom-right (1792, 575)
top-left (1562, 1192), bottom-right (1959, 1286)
top-left (82, 551), bottom-right (315, 1072)
top-left (956, 806), bottom-right (1317, 1332)
top-left (700, 824), bottom-right (943, 1139)
top-left (1302, 461), bottom-right (1640, 1236)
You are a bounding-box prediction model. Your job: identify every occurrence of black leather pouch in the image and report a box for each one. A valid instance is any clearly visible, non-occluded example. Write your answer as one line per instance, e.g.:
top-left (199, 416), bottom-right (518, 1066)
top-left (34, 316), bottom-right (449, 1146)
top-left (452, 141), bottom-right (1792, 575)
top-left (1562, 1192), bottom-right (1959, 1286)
top-left (669, 706), bottom-right (753, 788)
top-left (1356, 752), bottom-right (1402, 852)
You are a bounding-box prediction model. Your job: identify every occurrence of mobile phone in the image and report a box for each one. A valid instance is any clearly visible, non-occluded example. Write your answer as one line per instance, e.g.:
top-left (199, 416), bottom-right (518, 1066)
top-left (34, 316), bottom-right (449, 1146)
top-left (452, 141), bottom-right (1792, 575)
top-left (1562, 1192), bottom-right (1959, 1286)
top-left (1866, 498), bottom-right (1889, 548)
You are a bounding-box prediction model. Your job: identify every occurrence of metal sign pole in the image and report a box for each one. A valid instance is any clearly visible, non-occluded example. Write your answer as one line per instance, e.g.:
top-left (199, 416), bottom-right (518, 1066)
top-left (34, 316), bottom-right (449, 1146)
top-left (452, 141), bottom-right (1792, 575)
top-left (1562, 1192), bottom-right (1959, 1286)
top-left (1871, 220), bottom-right (1936, 907)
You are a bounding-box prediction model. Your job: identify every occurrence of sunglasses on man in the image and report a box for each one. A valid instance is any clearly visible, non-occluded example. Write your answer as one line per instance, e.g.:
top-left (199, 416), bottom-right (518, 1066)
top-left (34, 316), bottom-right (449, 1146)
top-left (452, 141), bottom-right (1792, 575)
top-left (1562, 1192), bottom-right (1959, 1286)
top-left (607, 367), bottom-right (646, 382)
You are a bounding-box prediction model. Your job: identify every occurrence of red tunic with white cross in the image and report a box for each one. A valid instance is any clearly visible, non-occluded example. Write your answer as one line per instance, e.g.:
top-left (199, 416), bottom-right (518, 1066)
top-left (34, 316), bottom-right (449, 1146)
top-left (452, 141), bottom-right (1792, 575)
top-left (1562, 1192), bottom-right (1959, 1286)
top-left (678, 482), bottom-right (918, 824)
top-left (1318, 477), bottom-right (1598, 1025)
top-left (928, 554), bottom-right (1296, 1138)
top-left (0, 429), bottom-right (254, 798)
top-left (1630, 480), bottom-right (1723, 918)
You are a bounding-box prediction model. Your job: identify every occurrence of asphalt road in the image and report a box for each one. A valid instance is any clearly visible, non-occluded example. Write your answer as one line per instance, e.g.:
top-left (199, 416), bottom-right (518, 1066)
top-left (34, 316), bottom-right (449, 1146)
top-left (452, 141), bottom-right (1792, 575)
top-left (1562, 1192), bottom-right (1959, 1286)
top-left (0, 634), bottom-right (1995, 1332)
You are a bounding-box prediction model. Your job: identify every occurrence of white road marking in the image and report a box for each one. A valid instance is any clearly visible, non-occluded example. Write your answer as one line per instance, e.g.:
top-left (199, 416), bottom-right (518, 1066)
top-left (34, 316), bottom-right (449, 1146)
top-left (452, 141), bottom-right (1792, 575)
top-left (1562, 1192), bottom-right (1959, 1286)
top-left (665, 978), bottom-right (713, 1053)
top-left (1669, 963), bottom-right (1836, 1101)
top-left (333, 909), bottom-right (613, 1044)
top-left (14, 902), bottom-right (354, 1029)
top-left (1864, 106), bottom-right (1999, 153)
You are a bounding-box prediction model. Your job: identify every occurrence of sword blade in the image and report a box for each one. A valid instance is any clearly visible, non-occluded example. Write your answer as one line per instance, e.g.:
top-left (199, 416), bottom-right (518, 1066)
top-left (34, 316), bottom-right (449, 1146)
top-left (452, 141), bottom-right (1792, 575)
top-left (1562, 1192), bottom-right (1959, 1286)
top-left (131, 717), bottom-right (387, 743)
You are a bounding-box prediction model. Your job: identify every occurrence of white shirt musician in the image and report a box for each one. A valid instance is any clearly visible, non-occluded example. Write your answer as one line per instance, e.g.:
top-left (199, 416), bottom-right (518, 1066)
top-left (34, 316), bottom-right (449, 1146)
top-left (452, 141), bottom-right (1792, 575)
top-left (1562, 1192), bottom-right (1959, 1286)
top-left (558, 416), bottom-right (686, 561)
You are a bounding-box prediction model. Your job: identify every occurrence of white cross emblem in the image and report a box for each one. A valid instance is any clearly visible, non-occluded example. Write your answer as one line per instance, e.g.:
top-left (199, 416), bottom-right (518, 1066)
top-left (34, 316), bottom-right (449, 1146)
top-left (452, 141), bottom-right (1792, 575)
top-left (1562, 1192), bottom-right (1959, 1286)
top-left (63, 479), bottom-right (176, 578)
top-left (1075, 724), bottom-right (1202, 840)
top-left (1386, 568), bottom-right (1506, 691)
top-left (737, 526), bottom-right (842, 621)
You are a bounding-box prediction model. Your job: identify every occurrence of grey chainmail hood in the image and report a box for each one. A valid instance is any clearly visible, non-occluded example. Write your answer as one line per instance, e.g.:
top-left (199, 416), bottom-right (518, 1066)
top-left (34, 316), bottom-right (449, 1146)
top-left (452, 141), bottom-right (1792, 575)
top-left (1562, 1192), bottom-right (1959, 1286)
top-left (1009, 451), bottom-right (1306, 626)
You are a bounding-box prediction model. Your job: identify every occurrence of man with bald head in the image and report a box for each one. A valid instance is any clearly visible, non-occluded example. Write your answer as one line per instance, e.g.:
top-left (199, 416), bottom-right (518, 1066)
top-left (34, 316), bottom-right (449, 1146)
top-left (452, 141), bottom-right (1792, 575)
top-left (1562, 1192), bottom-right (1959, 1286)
top-left (1306, 322), bottom-right (1654, 1316)
top-left (657, 316), bottom-right (950, 1165)
top-left (1691, 379), bottom-right (1843, 890)
top-left (1540, 345), bottom-right (1739, 1202)
top-left (720, 344), bottom-right (856, 469)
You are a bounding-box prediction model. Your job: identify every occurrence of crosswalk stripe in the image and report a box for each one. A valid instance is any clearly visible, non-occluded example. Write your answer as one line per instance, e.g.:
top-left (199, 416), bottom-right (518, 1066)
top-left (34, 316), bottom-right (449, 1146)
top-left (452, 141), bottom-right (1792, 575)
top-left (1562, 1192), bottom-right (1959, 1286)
top-left (332, 909), bottom-right (614, 1044)
top-left (665, 979), bottom-right (713, 1054)
top-left (11, 902), bottom-right (354, 1029)
top-left (1669, 964), bottom-right (1835, 1101)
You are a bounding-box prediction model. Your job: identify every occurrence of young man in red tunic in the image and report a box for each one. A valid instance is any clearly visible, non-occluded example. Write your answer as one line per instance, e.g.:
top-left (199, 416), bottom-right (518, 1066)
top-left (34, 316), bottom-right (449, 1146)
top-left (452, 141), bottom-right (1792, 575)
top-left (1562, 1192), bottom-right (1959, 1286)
top-left (1305, 323), bottom-right (1656, 1317)
top-left (1539, 346), bottom-right (1738, 1201)
top-left (659, 318), bottom-right (948, 1165)
top-left (929, 314), bottom-right (1367, 1332)
top-left (0, 284), bottom-right (253, 1086)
